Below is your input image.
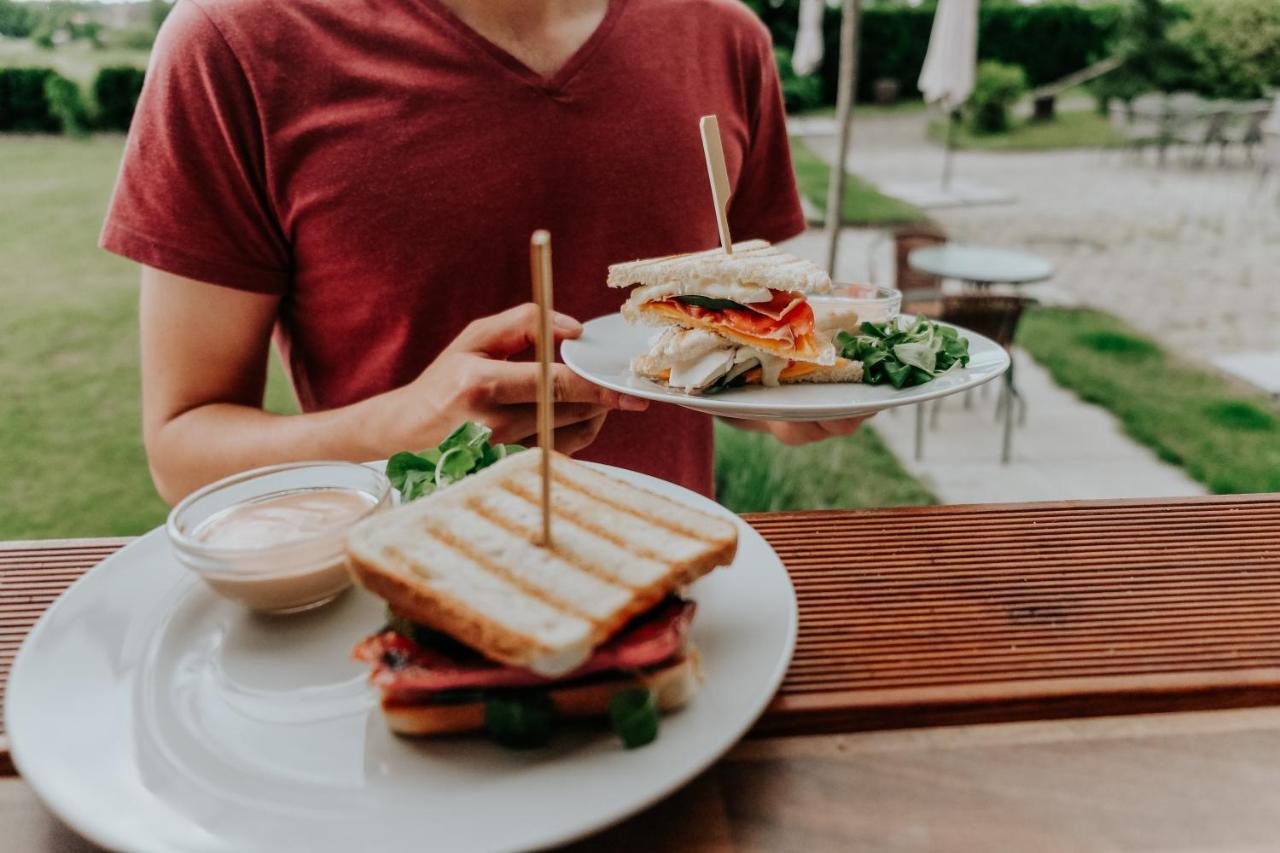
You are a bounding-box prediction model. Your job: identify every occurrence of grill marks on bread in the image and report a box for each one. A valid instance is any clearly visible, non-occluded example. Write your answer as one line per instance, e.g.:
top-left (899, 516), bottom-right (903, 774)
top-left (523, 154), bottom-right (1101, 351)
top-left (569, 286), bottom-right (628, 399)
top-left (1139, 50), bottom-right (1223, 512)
top-left (345, 450), bottom-right (738, 675)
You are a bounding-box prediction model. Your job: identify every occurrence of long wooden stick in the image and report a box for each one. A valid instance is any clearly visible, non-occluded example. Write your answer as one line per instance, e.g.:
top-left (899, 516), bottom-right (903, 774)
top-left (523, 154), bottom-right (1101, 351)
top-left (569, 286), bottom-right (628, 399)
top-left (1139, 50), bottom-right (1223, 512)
top-left (699, 115), bottom-right (734, 255)
top-left (529, 229), bottom-right (555, 548)
top-left (823, 0), bottom-right (863, 276)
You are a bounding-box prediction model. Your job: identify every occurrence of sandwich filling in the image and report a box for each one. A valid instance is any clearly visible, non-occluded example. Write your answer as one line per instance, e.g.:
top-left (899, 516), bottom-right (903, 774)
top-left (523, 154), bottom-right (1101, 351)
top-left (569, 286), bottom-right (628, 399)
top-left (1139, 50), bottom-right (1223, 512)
top-left (355, 597), bottom-right (695, 704)
top-left (636, 289), bottom-right (830, 363)
top-left (632, 327), bottom-right (859, 394)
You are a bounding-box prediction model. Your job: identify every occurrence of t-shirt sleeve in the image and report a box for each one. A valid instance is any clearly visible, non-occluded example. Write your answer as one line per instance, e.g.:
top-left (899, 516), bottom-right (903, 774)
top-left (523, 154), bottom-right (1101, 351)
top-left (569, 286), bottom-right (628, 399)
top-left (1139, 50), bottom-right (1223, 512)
top-left (100, 0), bottom-right (290, 293)
top-left (727, 24), bottom-right (807, 246)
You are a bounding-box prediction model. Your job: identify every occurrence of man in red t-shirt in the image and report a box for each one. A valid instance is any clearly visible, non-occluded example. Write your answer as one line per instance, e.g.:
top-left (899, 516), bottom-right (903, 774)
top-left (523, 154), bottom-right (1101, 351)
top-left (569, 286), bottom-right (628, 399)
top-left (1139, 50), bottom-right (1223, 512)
top-left (104, 0), bottom-right (864, 503)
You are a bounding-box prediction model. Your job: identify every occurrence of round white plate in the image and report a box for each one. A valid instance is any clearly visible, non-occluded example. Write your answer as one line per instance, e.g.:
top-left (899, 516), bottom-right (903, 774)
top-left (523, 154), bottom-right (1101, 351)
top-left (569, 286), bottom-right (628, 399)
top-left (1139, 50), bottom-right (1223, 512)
top-left (562, 313), bottom-right (1011, 421)
top-left (7, 465), bottom-right (795, 853)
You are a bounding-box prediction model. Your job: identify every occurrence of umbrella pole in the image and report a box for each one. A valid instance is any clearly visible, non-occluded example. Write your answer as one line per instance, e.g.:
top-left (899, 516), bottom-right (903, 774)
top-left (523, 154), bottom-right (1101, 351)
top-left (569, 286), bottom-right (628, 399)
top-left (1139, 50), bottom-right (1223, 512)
top-left (941, 108), bottom-right (959, 191)
top-left (823, 0), bottom-right (862, 277)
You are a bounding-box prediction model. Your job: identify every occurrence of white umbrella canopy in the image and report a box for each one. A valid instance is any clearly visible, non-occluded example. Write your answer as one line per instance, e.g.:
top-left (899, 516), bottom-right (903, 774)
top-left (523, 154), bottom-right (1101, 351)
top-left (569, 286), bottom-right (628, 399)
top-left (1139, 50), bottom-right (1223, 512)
top-left (917, 0), bottom-right (978, 110)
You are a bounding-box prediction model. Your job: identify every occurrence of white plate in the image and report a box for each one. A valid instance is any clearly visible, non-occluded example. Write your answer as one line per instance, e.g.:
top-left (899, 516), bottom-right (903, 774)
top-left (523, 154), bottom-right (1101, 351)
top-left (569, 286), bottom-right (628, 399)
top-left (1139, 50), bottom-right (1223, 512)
top-left (7, 465), bottom-right (796, 853)
top-left (561, 313), bottom-right (1011, 421)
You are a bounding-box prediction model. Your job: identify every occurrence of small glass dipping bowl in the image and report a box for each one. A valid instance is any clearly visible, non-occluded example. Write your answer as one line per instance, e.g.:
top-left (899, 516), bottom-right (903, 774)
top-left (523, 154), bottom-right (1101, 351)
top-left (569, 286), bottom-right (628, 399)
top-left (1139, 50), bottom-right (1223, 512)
top-left (167, 462), bottom-right (391, 614)
top-left (816, 284), bottom-right (903, 325)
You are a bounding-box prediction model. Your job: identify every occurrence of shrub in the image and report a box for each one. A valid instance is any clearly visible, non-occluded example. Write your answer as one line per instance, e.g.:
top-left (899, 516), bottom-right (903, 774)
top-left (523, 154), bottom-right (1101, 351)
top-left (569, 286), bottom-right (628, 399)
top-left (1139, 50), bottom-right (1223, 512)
top-left (92, 66), bottom-right (145, 131)
top-left (0, 67), bottom-right (60, 132)
top-left (773, 45), bottom-right (824, 113)
top-left (967, 61), bottom-right (1027, 134)
top-left (0, 0), bottom-right (37, 38)
top-left (1171, 0), bottom-right (1280, 99)
top-left (746, 1), bottom-right (1123, 106)
top-left (43, 73), bottom-right (88, 137)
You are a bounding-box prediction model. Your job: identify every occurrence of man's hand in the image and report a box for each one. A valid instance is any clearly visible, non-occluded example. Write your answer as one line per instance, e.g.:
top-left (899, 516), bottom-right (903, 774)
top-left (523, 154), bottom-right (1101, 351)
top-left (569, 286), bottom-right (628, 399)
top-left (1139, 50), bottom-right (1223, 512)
top-left (382, 303), bottom-right (648, 455)
top-left (728, 416), bottom-right (869, 446)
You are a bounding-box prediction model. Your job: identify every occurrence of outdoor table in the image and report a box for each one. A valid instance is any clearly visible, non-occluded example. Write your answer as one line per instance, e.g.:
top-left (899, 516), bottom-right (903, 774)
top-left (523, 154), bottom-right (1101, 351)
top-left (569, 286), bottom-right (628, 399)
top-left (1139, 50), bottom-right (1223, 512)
top-left (907, 244), bottom-right (1054, 290)
top-left (3, 494), bottom-right (1279, 851)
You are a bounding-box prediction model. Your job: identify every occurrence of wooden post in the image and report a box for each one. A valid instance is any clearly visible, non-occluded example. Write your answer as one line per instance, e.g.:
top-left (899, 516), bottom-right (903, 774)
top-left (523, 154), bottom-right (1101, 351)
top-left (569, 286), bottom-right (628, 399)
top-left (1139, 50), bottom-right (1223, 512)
top-left (823, 0), bottom-right (863, 277)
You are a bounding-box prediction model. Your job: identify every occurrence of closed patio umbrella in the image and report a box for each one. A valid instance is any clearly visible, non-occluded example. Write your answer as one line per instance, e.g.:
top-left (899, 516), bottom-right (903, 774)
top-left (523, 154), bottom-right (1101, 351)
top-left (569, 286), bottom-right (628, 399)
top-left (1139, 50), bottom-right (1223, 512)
top-left (917, 0), bottom-right (978, 190)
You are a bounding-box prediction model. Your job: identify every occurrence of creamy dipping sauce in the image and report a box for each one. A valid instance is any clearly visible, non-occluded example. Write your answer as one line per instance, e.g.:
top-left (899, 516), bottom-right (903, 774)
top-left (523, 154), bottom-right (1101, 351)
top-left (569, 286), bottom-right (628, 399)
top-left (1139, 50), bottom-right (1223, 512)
top-left (194, 488), bottom-right (376, 550)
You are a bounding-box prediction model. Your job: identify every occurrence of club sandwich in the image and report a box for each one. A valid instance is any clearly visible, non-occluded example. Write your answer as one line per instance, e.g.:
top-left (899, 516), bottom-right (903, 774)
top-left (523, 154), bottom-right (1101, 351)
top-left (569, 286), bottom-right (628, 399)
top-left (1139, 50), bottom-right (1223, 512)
top-left (346, 448), bottom-right (737, 737)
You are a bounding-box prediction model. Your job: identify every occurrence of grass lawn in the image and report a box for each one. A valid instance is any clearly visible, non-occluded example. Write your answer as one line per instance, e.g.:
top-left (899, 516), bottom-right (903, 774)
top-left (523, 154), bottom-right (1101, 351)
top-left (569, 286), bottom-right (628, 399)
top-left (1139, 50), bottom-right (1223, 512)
top-left (0, 135), bottom-right (933, 539)
top-left (1018, 308), bottom-right (1280, 494)
top-left (790, 137), bottom-right (928, 227)
top-left (0, 38), bottom-right (149, 87)
top-left (715, 422), bottom-right (936, 513)
top-left (927, 110), bottom-right (1122, 152)
top-left (0, 136), bottom-right (295, 539)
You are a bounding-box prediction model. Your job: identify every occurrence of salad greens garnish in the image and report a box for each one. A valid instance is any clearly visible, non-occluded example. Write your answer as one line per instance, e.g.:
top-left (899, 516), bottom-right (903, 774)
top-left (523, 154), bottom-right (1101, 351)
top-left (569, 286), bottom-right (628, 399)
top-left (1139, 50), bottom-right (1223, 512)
top-left (386, 421), bottom-right (524, 502)
top-left (836, 316), bottom-right (970, 389)
top-left (608, 687), bottom-right (660, 749)
top-left (485, 692), bottom-right (556, 749)
top-left (676, 294), bottom-right (748, 311)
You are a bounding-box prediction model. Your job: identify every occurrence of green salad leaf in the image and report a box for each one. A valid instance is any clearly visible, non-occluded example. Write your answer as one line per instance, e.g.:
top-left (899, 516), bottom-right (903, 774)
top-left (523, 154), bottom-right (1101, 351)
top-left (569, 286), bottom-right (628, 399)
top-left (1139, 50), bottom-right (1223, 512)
top-left (608, 687), bottom-right (660, 749)
top-left (836, 315), bottom-right (971, 390)
top-left (676, 294), bottom-right (748, 311)
top-left (387, 421), bottom-right (525, 502)
top-left (485, 692), bottom-right (556, 749)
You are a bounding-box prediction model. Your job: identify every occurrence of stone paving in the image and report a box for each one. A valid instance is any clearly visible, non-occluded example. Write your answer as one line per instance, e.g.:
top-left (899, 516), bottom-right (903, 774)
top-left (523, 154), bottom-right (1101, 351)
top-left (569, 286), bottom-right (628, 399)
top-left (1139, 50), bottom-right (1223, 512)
top-left (781, 228), bottom-right (1208, 505)
top-left (801, 111), bottom-right (1280, 357)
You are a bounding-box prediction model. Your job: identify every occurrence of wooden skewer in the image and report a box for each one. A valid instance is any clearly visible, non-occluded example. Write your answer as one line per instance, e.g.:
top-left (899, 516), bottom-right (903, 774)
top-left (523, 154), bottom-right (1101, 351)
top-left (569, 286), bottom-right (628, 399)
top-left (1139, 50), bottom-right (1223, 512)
top-left (529, 229), bottom-right (555, 548)
top-left (699, 114), bottom-right (734, 255)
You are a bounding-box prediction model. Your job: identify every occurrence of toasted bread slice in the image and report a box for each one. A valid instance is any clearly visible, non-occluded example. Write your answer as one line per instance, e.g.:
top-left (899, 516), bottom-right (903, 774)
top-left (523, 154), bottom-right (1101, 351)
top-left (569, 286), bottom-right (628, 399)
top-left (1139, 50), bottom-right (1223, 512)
top-left (381, 652), bottom-right (700, 737)
top-left (346, 451), bottom-right (737, 677)
top-left (608, 239), bottom-right (831, 300)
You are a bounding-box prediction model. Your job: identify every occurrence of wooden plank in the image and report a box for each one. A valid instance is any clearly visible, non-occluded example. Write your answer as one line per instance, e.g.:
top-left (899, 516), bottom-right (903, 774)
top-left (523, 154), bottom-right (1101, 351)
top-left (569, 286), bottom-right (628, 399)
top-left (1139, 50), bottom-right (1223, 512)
top-left (2, 496), bottom-right (1280, 773)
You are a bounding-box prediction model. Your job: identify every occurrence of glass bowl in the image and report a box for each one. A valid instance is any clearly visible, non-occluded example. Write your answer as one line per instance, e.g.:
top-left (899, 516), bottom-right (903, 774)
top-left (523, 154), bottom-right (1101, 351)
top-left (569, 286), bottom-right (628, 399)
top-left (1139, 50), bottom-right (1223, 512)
top-left (166, 462), bottom-right (391, 614)
top-left (811, 285), bottom-right (902, 332)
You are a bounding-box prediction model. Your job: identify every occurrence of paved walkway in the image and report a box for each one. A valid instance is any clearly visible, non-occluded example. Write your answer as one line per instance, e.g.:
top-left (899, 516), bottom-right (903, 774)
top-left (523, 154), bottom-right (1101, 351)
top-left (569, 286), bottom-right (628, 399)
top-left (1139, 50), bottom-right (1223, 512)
top-left (800, 111), bottom-right (1280, 357)
top-left (779, 108), bottom-right (1274, 504)
top-left (780, 229), bottom-right (1208, 504)
top-left (870, 352), bottom-right (1207, 503)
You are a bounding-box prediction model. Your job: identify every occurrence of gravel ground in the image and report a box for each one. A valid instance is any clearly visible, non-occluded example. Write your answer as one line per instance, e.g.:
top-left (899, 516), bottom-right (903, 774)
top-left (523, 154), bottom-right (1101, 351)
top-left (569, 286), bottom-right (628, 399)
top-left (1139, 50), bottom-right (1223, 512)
top-left (803, 112), bottom-right (1280, 356)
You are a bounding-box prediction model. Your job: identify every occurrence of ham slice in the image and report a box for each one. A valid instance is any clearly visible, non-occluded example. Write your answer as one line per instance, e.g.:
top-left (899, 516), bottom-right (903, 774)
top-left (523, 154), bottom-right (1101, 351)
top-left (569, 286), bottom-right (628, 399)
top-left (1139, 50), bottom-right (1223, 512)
top-left (355, 598), bottom-right (696, 700)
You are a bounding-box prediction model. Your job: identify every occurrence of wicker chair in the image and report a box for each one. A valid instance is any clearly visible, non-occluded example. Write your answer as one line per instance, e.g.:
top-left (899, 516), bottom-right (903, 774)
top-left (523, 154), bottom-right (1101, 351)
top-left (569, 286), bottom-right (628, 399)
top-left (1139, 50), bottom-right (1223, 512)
top-left (892, 222), bottom-right (946, 315)
top-left (915, 293), bottom-right (1034, 464)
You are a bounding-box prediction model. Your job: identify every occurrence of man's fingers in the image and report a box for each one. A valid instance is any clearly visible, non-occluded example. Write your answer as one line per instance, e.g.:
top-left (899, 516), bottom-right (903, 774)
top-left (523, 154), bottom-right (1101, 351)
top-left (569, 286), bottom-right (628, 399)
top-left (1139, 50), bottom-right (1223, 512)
top-left (489, 362), bottom-right (648, 410)
top-left (448, 303), bottom-right (583, 358)
top-left (552, 413), bottom-right (609, 456)
top-left (491, 403), bottom-right (613, 444)
top-left (819, 416), bottom-right (869, 438)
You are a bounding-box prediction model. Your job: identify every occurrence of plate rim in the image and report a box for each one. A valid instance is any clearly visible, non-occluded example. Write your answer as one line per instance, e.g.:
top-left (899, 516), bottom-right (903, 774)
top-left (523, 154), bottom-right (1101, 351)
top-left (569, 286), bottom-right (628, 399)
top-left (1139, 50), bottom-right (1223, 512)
top-left (561, 312), bottom-right (1011, 420)
top-left (6, 463), bottom-right (797, 853)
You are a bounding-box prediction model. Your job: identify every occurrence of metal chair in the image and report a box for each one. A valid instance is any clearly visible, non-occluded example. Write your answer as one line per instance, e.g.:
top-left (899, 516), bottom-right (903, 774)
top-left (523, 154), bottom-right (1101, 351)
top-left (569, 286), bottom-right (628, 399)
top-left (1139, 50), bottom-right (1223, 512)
top-left (914, 294), bottom-right (1033, 464)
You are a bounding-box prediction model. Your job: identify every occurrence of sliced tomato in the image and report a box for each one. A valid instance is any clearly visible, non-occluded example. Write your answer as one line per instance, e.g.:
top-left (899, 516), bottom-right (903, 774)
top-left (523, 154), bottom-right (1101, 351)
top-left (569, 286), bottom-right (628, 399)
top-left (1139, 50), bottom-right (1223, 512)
top-left (661, 289), bottom-right (815, 340)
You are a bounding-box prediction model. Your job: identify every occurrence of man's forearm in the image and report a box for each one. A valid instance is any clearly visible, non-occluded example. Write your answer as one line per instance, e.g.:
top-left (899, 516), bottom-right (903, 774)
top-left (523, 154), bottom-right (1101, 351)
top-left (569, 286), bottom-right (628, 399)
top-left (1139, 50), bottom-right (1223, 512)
top-left (146, 391), bottom-right (414, 505)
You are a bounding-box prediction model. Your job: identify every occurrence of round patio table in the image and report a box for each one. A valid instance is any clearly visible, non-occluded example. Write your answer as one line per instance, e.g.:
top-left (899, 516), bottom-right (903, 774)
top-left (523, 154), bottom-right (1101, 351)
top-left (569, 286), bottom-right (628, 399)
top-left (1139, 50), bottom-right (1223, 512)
top-left (907, 244), bottom-right (1054, 288)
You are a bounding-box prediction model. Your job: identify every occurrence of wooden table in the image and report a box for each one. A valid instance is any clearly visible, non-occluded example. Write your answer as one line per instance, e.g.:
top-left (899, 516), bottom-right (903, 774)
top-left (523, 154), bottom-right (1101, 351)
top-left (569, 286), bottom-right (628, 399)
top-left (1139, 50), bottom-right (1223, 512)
top-left (4, 496), bottom-right (1280, 851)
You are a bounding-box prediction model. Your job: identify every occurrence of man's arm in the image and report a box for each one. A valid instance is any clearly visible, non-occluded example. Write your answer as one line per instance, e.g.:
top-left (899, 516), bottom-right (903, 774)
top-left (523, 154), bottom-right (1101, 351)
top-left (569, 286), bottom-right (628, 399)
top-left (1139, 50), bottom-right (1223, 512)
top-left (141, 267), bottom-right (645, 504)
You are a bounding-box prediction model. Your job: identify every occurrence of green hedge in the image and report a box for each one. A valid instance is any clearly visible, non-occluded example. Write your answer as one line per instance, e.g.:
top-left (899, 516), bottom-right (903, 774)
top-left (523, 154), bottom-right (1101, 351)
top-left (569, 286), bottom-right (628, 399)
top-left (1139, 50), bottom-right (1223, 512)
top-left (748, 1), bottom-right (1124, 106)
top-left (0, 67), bottom-right (62, 132)
top-left (93, 66), bottom-right (146, 131)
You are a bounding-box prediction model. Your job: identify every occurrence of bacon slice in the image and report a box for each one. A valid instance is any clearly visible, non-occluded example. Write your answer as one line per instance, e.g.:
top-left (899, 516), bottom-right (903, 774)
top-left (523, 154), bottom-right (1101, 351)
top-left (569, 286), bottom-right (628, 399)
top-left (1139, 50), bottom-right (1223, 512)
top-left (355, 599), bottom-right (695, 701)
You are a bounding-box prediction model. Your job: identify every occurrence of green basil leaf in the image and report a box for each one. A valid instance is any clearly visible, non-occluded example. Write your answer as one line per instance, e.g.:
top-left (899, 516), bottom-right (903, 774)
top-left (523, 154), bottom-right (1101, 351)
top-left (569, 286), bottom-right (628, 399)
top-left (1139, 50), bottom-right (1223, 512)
top-left (485, 693), bottom-right (555, 749)
top-left (675, 294), bottom-right (749, 311)
top-left (609, 687), bottom-right (660, 749)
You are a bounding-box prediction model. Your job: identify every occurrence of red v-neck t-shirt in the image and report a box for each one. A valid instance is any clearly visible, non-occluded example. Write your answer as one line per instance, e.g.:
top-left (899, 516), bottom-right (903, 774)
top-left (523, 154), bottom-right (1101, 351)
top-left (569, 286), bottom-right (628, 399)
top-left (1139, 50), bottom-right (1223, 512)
top-left (101, 0), bottom-right (806, 496)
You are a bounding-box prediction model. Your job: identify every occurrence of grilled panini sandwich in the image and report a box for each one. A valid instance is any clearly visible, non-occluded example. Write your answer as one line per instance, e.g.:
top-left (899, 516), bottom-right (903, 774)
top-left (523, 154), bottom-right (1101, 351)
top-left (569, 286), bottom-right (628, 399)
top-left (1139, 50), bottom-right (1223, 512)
top-left (346, 449), bottom-right (737, 736)
top-left (609, 239), bottom-right (836, 366)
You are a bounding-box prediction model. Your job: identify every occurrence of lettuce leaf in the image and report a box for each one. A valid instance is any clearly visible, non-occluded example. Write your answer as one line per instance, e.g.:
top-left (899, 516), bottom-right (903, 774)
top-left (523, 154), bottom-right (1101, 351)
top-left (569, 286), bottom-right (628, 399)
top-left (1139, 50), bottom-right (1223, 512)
top-left (388, 421), bottom-right (526, 502)
top-left (835, 315), bottom-right (971, 389)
